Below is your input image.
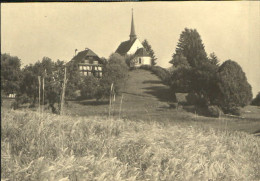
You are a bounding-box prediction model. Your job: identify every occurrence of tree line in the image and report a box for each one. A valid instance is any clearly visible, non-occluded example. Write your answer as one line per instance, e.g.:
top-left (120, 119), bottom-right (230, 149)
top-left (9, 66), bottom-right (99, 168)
top-left (1, 28), bottom-right (258, 116)
top-left (1, 53), bottom-right (128, 113)
top-left (168, 28), bottom-right (254, 116)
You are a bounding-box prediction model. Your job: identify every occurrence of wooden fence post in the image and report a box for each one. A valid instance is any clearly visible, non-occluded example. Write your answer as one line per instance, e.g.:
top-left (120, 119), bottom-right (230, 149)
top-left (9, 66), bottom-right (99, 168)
top-left (119, 94), bottom-right (124, 119)
top-left (109, 83), bottom-right (114, 119)
top-left (60, 67), bottom-right (67, 115)
top-left (42, 76), bottom-right (45, 114)
top-left (38, 76), bottom-right (41, 113)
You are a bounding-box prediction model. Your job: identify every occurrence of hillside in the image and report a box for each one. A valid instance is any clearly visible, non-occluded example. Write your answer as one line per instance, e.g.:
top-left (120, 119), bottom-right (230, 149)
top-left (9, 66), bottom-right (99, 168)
top-left (2, 109), bottom-right (260, 180)
top-left (64, 69), bottom-right (260, 134)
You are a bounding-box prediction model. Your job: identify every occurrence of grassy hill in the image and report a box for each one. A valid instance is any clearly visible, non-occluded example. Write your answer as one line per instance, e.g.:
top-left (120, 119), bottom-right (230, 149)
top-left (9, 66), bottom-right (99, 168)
top-left (1, 109), bottom-right (260, 180)
top-left (62, 69), bottom-right (260, 134)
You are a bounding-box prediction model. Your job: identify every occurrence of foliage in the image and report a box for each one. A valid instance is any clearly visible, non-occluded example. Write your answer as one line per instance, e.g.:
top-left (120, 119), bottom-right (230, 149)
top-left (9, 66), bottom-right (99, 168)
top-left (214, 60), bottom-right (253, 113)
top-left (169, 67), bottom-right (191, 93)
top-left (207, 105), bottom-right (223, 118)
top-left (189, 63), bottom-right (219, 106)
top-left (251, 92), bottom-right (260, 106)
top-left (99, 53), bottom-right (129, 98)
top-left (80, 76), bottom-right (100, 99)
top-left (66, 60), bottom-right (85, 99)
top-left (169, 53), bottom-right (190, 69)
top-left (142, 39), bottom-right (157, 66)
top-left (2, 109), bottom-right (260, 180)
top-left (18, 57), bottom-right (66, 113)
top-left (168, 28), bottom-right (217, 105)
top-left (1, 53), bottom-right (22, 95)
top-left (140, 65), bottom-right (171, 85)
top-left (11, 94), bottom-right (31, 110)
top-left (125, 54), bottom-right (135, 67)
top-left (208, 52), bottom-right (220, 66)
top-left (170, 28), bottom-right (208, 68)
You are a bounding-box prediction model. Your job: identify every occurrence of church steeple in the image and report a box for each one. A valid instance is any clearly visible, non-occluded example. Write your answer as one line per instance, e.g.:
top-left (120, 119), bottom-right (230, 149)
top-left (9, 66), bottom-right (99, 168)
top-left (129, 9), bottom-right (137, 42)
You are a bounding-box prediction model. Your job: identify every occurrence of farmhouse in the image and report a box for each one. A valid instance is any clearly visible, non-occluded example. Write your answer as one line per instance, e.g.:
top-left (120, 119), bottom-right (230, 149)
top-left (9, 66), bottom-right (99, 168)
top-left (115, 10), bottom-right (151, 67)
top-left (71, 48), bottom-right (103, 77)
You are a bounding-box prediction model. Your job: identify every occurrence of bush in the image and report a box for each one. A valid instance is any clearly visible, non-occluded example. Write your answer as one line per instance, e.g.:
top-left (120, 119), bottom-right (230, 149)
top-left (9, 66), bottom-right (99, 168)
top-left (80, 76), bottom-right (100, 99)
top-left (226, 107), bottom-right (242, 116)
top-left (207, 105), bottom-right (223, 118)
top-left (214, 60), bottom-right (252, 114)
top-left (251, 92), bottom-right (260, 106)
top-left (11, 94), bottom-right (31, 109)
top-left (169, 67), bottom-right (191, 93)
top-left (99, 53), bottom-right (129, 98)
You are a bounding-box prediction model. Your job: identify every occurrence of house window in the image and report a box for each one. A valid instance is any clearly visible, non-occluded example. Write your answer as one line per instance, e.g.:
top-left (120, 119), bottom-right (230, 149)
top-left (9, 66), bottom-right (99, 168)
top-left (139, 58), bottom-right (142, 64)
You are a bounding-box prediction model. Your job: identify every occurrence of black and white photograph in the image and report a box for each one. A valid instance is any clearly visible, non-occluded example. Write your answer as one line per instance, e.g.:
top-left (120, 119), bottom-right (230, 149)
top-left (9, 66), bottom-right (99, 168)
top-left (1, 1), bottom-right (260, 180)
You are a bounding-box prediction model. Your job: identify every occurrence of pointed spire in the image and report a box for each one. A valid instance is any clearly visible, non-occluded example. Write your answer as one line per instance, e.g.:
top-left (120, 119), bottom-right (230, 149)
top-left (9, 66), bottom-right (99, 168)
top-left (130, 8), bottom-right (137, 42)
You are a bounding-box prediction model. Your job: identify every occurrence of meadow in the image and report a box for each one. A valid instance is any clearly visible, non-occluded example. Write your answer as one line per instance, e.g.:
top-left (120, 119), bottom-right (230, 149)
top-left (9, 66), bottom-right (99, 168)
top-left (2, 69), bottom-right (260, 180)
top-left (1, 108), bottom-right (260, 181)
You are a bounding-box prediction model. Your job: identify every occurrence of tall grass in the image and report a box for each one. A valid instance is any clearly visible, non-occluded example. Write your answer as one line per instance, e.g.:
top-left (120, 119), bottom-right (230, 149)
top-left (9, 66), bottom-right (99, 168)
top-left (1, 108), bottom-right (260, 180)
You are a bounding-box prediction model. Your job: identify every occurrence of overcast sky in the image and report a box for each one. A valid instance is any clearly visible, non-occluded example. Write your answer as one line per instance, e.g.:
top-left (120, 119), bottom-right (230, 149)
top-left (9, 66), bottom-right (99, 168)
top-left (1, 2), bottom-right (259, 96)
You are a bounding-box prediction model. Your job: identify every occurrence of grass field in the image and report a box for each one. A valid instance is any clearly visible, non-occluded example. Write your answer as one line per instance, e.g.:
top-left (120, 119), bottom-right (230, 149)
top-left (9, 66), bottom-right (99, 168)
top-left (2, 69), bottom-right (260, 180)
top-left (2, 69), bottom-right (260, 135)
top-left (66, 69), bottom-right (260, 134)
top-left (1, 109), bottom-right (260, 180)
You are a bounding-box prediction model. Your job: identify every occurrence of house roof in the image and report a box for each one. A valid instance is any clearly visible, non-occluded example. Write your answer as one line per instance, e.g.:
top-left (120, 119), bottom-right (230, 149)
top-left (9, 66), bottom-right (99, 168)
top-left (115, 38), bottom-right (137, 55)
top-left (135, 48), bottom-right (150, 57)
top-left (71, 48), bottom-right (102, 64)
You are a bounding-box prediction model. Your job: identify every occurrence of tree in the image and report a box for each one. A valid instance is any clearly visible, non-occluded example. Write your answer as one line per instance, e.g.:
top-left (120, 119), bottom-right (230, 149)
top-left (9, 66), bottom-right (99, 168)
top-left (169, 54), bottom-right (190, 69)
top-left (1, 53), bottom-right (22, 95)
top-left (99, 53), bottom-right (128, 98)
top-left (169, 67), bottom-right (191, 93)
top-left (189, 62), bottom-right (219, 106)
top-left (170, 28), bottom-right (208, 68)
top-left (66, 60), bottom-right (84, 99)
top-left (18, 57), bottom-right (66, 113)
top-left (208, 52), bottom-right (220, 66)
top-left (251, 92), bottom-right (260, 106)
top-left (214, 60), bottom-right (252, 113)
top-left (80, 76), bottom-right (100, 99)
top-left (142, 39), bottom-right (157, 66)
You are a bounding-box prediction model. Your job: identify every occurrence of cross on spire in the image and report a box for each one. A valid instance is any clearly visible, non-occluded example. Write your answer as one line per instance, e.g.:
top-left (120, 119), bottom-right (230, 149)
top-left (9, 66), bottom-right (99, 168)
top-left (129, 8), bottom-right (137, 42)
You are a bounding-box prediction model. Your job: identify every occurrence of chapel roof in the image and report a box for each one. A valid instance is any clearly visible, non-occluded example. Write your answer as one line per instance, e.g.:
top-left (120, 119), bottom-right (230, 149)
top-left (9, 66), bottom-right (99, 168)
top-left (115, 38), bottom-right (137, 55)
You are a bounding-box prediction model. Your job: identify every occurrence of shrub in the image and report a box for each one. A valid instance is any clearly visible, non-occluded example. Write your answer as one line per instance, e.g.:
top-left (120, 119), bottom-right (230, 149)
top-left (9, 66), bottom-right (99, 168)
top-left (251, 92), bottom-right (260, 106)
top-left (227, 106), bottom-right (242, 116)
top-left (99, 53), bottom-right (129, 98)
top-left (169, 67), bottom-right (191, 93)
top-left (11, 94), bottom-right (31, 109)
top-left (214, 60), bottom-right (252, 114)
top-left (207, 105), bottom-right (223, 118)
top-left (80, 76), bottom-right (100, 99)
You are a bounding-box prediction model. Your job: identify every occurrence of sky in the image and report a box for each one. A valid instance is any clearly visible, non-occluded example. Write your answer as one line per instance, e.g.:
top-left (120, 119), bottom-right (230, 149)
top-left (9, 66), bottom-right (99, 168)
top-left (1, 2), bottom-right (259, 97)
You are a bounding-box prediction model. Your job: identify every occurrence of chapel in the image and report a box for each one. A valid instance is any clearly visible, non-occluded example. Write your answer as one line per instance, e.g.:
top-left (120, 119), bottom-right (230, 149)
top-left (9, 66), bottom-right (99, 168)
top-left (115, 10), bottom-right (151, 67)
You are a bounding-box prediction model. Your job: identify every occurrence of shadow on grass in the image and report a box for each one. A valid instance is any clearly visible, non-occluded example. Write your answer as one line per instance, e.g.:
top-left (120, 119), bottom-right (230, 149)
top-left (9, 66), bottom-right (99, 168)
top-left (76, 100), bottom-right (109, 106)
top-left (142, 86), bottom-right (175, 102)
top-left (182, 105), bottom-right (211, 117)
top-left (143, 80), bottom-right (162, 84)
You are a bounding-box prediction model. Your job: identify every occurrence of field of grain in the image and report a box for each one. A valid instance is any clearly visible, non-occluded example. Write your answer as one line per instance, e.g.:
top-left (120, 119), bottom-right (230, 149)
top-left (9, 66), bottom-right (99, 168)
top-left (1, 108), bottom-right (260, 181)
